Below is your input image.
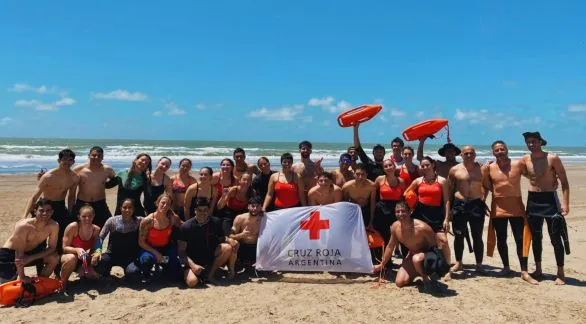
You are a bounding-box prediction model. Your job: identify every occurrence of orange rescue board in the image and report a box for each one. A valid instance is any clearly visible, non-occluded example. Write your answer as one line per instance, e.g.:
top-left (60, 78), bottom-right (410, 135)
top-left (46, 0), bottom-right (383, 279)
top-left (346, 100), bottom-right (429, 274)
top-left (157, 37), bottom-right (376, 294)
top-left (0, 277), bottom-right (62, 306)
top-left (366, 228), bottom-right (385, 249)
top-left (337, 105), bottom-right (382, 127)
top-left (402, 119), bottom-right (449, 141)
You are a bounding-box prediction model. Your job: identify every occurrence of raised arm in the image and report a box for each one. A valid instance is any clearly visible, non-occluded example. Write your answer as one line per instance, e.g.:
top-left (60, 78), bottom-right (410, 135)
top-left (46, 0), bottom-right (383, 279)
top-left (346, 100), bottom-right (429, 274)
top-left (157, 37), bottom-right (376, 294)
top-left (416, 138), bottom-right (427, 162)
top-left (353, 124), bottom-right (371, 164)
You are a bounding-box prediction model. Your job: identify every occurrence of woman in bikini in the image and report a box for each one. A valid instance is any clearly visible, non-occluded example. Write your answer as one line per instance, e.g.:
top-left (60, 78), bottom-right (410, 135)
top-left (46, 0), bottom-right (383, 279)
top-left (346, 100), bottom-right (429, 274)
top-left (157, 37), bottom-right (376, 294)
top-left (144, 157), bottom-right (173, 214)
top-left (114, 153), bottom-right (152, 217)
top-left (184, 167), bottom-right (218, 219)
top-left (171, 158), bottom-right (196, 220)
top-left (216, 172), bottom-right (253, 236)
top-left (263, 153), bottom-right (306, 211)
top-left (60, 205), bottom-right (101, 288)
top-left (212, 158), bottom-right (238, 204)
top-left (405, 156), bottom-right (452, 279)
top-left (373, 159), bottom-right (406, 245)
top-left (136, 193), bottom-right (183, 281)
top-left (398, 146), bottom-right (420, 188)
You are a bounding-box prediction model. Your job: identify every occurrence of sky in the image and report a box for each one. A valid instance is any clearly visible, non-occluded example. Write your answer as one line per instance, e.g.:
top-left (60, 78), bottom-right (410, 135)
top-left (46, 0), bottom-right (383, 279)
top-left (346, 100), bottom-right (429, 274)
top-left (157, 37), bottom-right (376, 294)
top-left (1, 1), bottom-right (585, 146)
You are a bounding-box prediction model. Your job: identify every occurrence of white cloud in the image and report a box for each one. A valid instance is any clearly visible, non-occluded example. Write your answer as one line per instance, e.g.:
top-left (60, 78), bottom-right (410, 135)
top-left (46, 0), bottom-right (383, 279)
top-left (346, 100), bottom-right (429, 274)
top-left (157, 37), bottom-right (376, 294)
top-left (390, 109), bottom-right (405, 117)
top-left (308, 96), bottom-right (352, 113)
top-left (195, 103), bottom-right (223, 110)
top-left (455, 108), bottom-right (542, 129)
top-left (153, 102), bottom-right (186, 116)
top-left (568, 104), bottom-right (586, 112)
top-left (91, 89), bottom-right (148, 101)
top-left (0, 117), bottom-right (14, 126)
top-left (8, 83), bottom-right (67, 96)
top-left (15, 97), bottom-right (76, 111)
top-left (248, 105), bottom-right (304, 121)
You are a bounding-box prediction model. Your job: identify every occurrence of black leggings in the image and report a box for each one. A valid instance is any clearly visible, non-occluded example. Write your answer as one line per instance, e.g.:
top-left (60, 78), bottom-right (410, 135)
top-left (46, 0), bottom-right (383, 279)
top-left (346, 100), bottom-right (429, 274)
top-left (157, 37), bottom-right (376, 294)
top-left (452, 199), bottom-right (486, 264)
top-left (492, 217), bottom-right (527, 271)
top-left (528, 216), bottom-right (565, 267)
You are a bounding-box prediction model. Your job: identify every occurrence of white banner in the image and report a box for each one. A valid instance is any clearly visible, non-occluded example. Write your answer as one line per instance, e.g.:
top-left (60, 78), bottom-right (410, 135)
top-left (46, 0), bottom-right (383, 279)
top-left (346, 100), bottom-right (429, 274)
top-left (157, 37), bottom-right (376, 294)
top-left (255, 202), bottom-right (373, 273)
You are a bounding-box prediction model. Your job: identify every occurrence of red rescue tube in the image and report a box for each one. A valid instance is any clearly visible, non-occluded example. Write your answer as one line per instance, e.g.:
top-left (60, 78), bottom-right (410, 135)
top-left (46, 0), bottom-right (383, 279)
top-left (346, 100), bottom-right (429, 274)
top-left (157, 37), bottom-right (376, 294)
top-left (402, 119), bottom-right (449, 142)
top-left (337, 105), bottom-right (382, 127)
top-left (0, 277), bottom-right (62, 306)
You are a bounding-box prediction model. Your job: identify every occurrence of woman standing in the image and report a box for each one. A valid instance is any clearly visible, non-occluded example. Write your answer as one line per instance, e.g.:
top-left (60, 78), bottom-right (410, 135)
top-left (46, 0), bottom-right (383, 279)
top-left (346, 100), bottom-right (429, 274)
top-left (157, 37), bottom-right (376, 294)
top-left (398, 146), bottom-right (420, 188)
top-left (171, 158), bottom-right (196, 220)
top-left (114, 153), bottom-right (152, 217)
top-left (144, 157), bottom-right (173, 214)
top-left (213, 158), bottom-right (237, 202)
top-left (184, 167), bottom-right (218, 219)
top-left (263, 153), bottom-right (306, 211)
top-left (373, 160), bottom-right (405, 245)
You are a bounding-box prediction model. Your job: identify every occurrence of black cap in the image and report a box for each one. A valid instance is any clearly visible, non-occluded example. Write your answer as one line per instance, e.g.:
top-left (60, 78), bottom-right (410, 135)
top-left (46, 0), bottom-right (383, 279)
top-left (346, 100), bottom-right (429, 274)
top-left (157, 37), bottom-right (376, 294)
top-left (438, 143), bottom-right (461, 157)
top-left (522, 131), bottom-right (547, 146)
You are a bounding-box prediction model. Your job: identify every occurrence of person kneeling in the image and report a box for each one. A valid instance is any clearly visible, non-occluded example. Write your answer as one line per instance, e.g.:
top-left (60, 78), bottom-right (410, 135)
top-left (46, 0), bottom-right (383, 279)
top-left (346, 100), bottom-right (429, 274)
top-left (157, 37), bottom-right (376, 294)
top-left (0, 199), bottom-right (59, 284)
top-left (229, 196), bottom-right (264, 269)
top-left (60, 205), bottom-right (101, 288)
top-left (178, 198), bottom-right (236, 287)
top-left (373, 201), bottom-right (448, 291)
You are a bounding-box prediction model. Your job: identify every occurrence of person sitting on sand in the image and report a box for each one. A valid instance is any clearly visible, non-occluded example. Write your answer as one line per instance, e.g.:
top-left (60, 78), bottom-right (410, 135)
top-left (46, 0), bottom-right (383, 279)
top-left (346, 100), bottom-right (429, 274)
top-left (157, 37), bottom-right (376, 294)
top-left (178, 197), bottom-right (236, 286)
top-left (24, 149), bottom-right (79, 253)
top-left (229, 196), bottom-right (264, 268)
top-left (373, 201), bottom-right (446, 291)
top-left (136, 193), bottom-right (183, 281)
top-left (342, 163), bottom-right (376, 227)
top-left (60, 204), bottom-right (101, 288)
top-left (308, 172), bottom-right (343, 206)
top-left (0, 199), bottom-right (59, 284)
top-left (94, 198), bottom-right (143, 282)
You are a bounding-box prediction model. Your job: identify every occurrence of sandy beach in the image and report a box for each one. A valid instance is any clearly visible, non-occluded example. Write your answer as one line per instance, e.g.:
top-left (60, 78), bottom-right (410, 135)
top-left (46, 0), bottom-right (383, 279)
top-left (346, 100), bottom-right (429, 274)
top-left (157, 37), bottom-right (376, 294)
top-left (0, 166), bottom-right (585, 323)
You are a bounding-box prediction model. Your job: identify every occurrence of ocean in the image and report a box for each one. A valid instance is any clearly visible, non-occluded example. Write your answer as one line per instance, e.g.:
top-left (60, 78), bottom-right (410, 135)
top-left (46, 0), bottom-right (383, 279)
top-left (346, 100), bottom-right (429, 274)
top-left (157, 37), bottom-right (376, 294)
top-left (1, 138), bottom-right (585, 174)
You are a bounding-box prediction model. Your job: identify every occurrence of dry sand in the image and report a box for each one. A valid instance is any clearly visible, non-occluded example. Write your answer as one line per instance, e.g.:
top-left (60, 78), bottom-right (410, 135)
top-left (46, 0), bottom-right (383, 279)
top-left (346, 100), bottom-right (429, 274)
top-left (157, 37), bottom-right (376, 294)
top-left (1, 166), bottom-right (585, 323)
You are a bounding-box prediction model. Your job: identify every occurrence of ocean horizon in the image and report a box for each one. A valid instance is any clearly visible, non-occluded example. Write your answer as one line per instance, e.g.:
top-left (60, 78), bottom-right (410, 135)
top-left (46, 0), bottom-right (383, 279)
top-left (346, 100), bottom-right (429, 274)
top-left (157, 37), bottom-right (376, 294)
top-left (1, 137), bottom-right (585, 175)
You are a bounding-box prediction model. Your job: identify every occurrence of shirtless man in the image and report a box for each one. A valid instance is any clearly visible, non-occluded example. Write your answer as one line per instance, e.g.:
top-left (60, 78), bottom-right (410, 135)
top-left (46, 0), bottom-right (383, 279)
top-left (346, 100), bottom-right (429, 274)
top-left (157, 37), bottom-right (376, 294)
top-left (229, 196), bottom-right (264, 267)
top-left (373, 201), bottom-right (446, 291)
top-left (233, 147), bottom-right (260, 180)
top-left (417, 137), bottom-right (461, 178)
top-left (308, 172), bottom-right (343, 206)
top-left (448, 145), bottom-right (486, 274)
top-left (0, 199), bottom-right (59, 284)
top-left (482, 140), bottom-right (537, 284)
top-left (24, 149), bottom-right (79, 252)
top-left (332, 153), bottom-right (355, 187)
top-left (71, 146), bottom-right (116, 228)
top-left (292, 141), bottom-right (323, 195)
top-left (342, 164), bottom-right (376, 227)
top-left (522, 132), bottom-right (570, 285)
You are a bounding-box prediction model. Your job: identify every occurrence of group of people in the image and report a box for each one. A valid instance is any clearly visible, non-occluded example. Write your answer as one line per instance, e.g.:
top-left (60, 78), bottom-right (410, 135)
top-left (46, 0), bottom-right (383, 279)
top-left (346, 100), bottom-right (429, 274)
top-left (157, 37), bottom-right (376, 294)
top-left (0, 124), bottom-right (571, 294)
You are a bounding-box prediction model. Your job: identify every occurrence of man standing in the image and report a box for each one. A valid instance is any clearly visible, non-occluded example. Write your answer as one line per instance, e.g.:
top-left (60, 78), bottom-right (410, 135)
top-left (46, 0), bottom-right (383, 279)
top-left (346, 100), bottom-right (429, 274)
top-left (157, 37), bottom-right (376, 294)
top-left (352, 124), bottom-right (385, 181)
top-left (417, 137), bottom-right (460, 178)
top-left (482, 140), bottom-right (537, 284)
top-left (342, 164), bottom-right (376, 227)
top-left (233, 148), bottom-right (260, 180)
top-left (1, 199), bottom-right (59, 284)
top-left (229, 196), bottom-right (264, 267)
top-left (448, 146), bottom-right (486, 274)
top-left (308, 172), bottom-right (343, 206)
top-left (23, 149), bottom-right (79, 251)
top-left (292, 141), bottom-right (323, 195)
top-left (71, 146), bottom-right (117, 228)
top-left (390, 137), bottom-right (405, 166)
top-left (522, 131), bottom-right (570, 285)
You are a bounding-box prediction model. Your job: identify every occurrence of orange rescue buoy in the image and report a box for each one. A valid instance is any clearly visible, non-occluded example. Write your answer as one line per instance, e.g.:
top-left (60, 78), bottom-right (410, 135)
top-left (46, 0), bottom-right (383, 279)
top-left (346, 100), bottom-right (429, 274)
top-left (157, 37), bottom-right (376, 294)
top-left (0, 277), bottom-right (62, 306)
top-left (337, 105), bottom-right (382, 127)
top-left (366, 228), bottom-right (385, 249)
top-left (402, 119), bottom-right (449, 142)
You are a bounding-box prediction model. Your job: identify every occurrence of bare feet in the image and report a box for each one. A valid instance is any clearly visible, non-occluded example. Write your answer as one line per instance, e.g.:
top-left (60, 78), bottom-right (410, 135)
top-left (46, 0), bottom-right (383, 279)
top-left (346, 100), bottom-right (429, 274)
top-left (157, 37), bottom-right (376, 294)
top-left (450, 261), bottom-right (463, 273)
top-left (555, 272), bottom-right (566, 285)
top-left (442, 272), bottom-right (452, 282)
top-left (521, 272), bottom-right (539, 285)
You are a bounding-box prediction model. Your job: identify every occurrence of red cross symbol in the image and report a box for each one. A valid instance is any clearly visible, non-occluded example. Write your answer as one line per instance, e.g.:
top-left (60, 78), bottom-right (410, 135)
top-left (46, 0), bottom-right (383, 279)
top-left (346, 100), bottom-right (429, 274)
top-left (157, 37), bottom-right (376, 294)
top-left (300, 210), bottom-right (330, 240)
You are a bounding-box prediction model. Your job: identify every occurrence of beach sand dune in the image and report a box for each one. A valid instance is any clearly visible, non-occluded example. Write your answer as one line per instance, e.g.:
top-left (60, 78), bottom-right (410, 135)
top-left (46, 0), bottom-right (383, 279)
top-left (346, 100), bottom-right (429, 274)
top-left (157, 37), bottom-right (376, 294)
top-left (1, 166), bottom-right (585, 323)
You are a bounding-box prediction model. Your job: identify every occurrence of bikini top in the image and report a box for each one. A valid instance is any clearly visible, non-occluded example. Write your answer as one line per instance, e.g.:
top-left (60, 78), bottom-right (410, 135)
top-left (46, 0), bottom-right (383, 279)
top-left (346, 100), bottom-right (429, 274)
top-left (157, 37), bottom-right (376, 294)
top-left (379, 178), bottom-right (404, 201)
top-left (417, 180), bottom-right (443, 207)
top-left (172, 175), bottom-right (194, 194)
top-left (227, 194), bottom-right (248, 211)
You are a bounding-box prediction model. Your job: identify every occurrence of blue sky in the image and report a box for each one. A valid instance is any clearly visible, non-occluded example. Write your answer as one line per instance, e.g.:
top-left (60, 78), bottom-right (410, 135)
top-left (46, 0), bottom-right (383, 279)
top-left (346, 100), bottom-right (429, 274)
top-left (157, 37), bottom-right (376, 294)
top-left (1, 1), bottom-right (585, 146)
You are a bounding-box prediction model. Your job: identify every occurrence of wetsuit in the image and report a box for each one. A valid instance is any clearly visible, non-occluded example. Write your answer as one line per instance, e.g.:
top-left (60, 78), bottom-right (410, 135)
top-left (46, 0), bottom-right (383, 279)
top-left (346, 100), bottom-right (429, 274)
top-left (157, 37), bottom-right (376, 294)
top-left (0, 243), bottom-right (47, 284)
top-left (144, 177), bottom-right (166, 214)
top-left (70, 199), bottom-right (112, 229)
top-left (355, 146), bottom-right (384, 181)
top-left (412, 180), bottom-right (445, 232)
top-left (178, 216), bottom-right (224, 268)
top-left (487, 196), bottom-right (527, 271)
top-left (452, 198), bottom-right (487, 265)
top-left (374, 179), bottom-right (404, 244)
top-left (95, 215), bottom-right (142, 281)
top-left (251, 171), bottom-right (276, 204)
top-left (526, 191), bottom-right (568, 267)
top-left (271, 173), bottom-right (301, 211)
top-left (134, 220), bottom-right (181, 280)
top-left (114, 169), bottom-right (146, 217)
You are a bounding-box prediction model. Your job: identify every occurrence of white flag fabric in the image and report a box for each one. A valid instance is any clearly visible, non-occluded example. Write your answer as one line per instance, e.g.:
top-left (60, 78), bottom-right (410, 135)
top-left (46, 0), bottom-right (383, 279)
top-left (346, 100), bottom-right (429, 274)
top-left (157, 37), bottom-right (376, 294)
top-left (255, 202), bottom-right (373, 273)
